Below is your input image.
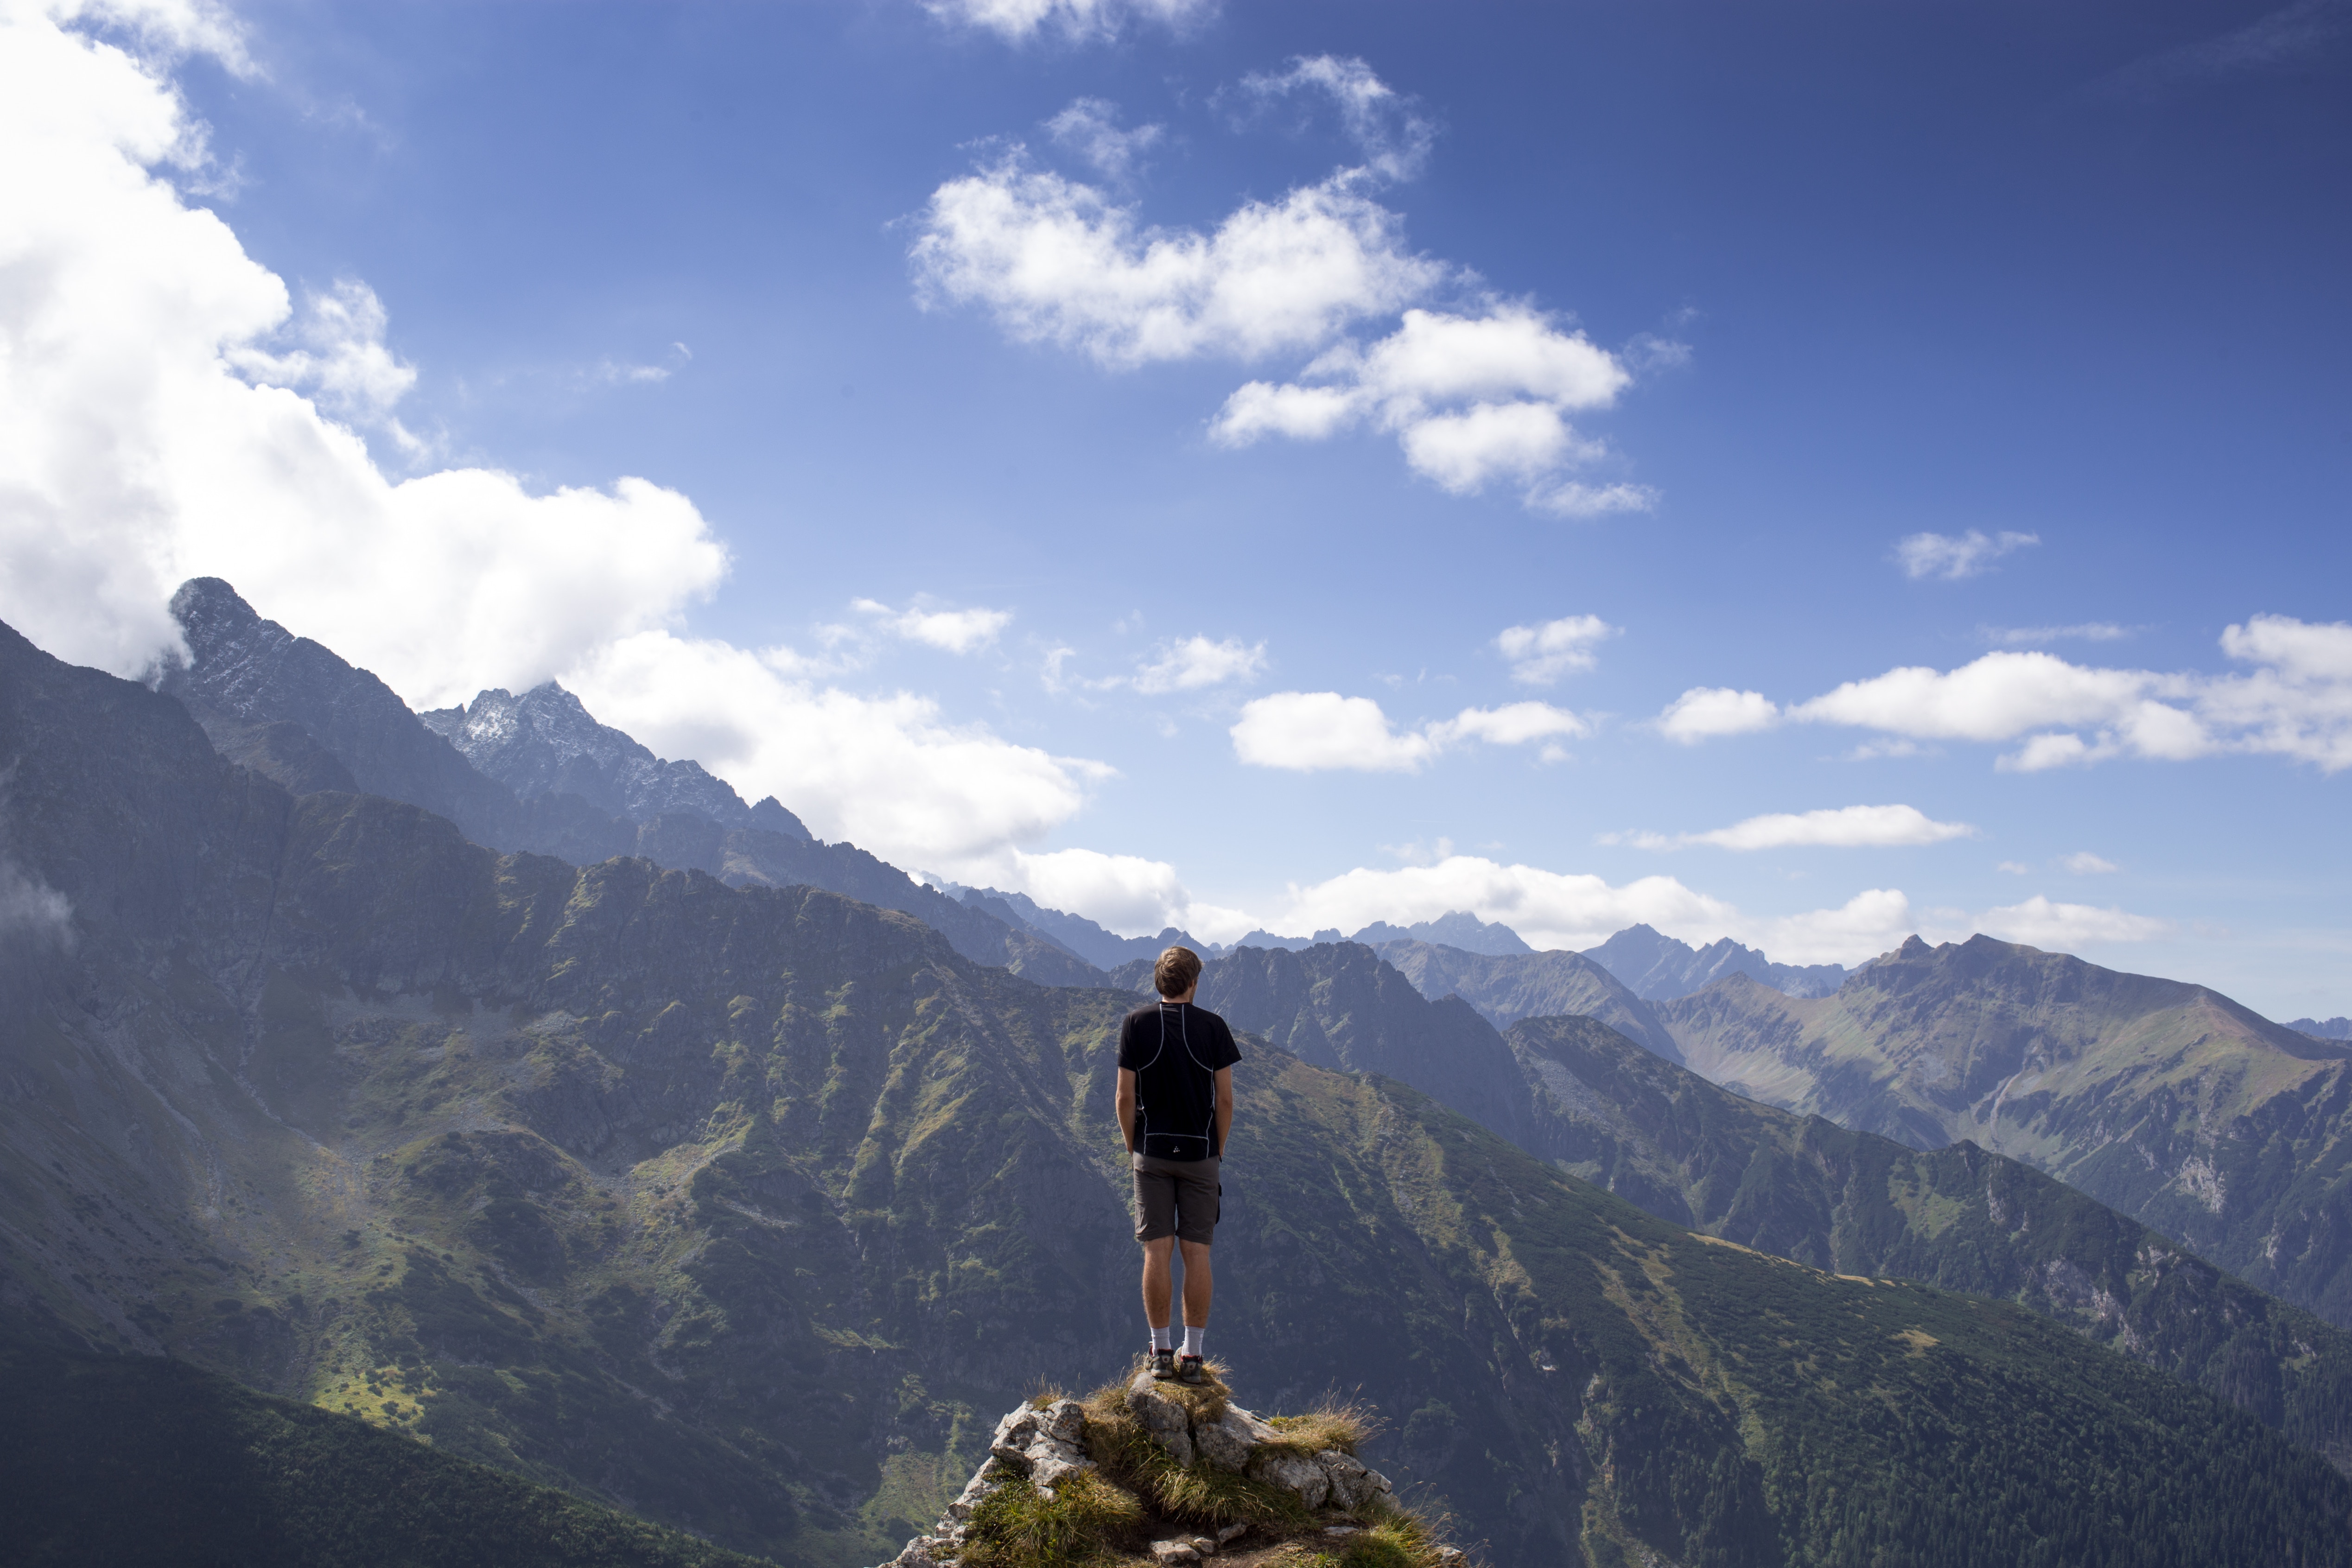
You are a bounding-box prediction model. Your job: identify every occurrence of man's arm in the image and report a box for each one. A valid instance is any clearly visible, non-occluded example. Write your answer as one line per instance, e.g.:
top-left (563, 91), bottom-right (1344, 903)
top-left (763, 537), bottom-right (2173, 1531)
top-left (1213, 1066), bottom-right (1233, 1156)
top-left (1116, 1067), bottom-right (1139, 1153)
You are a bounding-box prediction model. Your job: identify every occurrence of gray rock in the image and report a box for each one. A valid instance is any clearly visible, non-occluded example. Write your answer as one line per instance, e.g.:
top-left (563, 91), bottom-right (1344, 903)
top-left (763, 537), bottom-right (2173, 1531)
top-left (1127, 1372), bottom-right (1198, 1469)
top-left (1316, 1448), bottom-right (1379, 1510)
top-left (1193, 1407), bottom-right (1259, 1472)
top-left (1151, 1542), bottom-right (1201, 1565)
top-left (1249, 1448), bottom-right (1330, 1509)
top-left (985, 1399), bottom-right (1095, 1494)
top-left (1216, 1521), bottom-right (1250, 1544)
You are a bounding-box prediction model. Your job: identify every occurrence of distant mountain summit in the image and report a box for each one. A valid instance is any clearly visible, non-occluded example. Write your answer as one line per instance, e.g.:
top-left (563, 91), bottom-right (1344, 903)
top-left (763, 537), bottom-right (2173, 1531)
top-left (2289, 1016), bottom-right (2351, 1041)
top-left (1349, 910), bottom-right (1532, 956)
top-left (421, 683), bottom-right (808, 840)
top-left (1582, 922), bottom-right (1847, 1000)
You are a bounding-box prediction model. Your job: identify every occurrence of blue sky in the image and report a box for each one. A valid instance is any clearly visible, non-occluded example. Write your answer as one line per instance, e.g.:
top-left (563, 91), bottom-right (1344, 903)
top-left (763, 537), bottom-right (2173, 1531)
top-left (5, 0), bottom-right (2349, 1016)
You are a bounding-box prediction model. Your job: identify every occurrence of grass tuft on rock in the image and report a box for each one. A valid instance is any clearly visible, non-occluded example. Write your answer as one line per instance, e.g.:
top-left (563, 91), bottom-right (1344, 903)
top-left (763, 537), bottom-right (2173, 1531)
top-left (958, 1473), bottom-right (1143, 1568)
top-left (1262, 1498), bottom-right (1459, 1568)
top-left (1264, 1400), bottom-right (1371, 1457)
top-left (1080, 1374), bottom-right (1314, 1532)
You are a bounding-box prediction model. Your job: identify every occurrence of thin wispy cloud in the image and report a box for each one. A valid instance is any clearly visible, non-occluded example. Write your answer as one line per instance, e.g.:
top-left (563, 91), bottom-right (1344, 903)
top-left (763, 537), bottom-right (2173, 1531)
top-left (922, 0), bottom-right (1211, 44)
top-left (1129, 635), bottom-right (1267, 693)
top-left (2063, 851), bottom-right (2120, 874)
top-left (1496, 614), bottom-right (1616, 685)
top-left (1983, 622), bottom-right (2134, 647)
top-left (1603, 803), bottom-right (1979, 852)
top-left (853, 597), bottom-right (1014, 654)
top-left (2094, 0), bottom-right (2352, 100)
top-left (1238, 54), bottom-right (1438, 182)
top-left (1894, 529), bottom-right (2040, 581)
top-left (1046, 98), bottom-right (1164, 183)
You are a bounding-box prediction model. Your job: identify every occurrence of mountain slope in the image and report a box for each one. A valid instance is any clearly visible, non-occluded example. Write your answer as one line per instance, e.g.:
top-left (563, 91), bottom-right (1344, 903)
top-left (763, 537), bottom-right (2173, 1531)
top-left (1583, 922), bottom-right (1847, 1000)
top-left (0, 1329), bottom-right (763, 1568)
top-left (1114, 944), bottom-right (2352, 1473)
top-left (156, 578), bottom-right (1096, 986)
top-left (11, 620), bottom-right (2352, 1564)
top-left (1658, 941), bottom-right (2352, 1325)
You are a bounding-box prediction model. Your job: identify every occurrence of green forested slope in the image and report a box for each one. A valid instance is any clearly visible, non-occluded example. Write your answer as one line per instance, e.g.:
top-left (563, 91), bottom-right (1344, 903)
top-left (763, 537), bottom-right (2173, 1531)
top-left (5, 620), bottom-right (2351, 1566)
top-left (0, 1329), bottom-right (764, 1568)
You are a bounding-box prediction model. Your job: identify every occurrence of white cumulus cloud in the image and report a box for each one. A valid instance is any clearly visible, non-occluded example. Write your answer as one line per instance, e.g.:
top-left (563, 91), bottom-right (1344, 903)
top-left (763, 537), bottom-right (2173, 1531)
top-left (910, 157), bottom-right (1442, 369)
top-left (1214, 305), bottom-right (1647, 510)
top-left (1230, 692), bottom-right (1584, 772)
top-left (913, 61), bottom-right (1655, 518)
top-left (1657, 621), bottom-right (2352, 773)
top-left (1496, 613), bottom-right (1615, 685)
top-left (1894, 529), bottom-right (2040, 580)
top-left (1657, 687), bottom-right (1780, 743)
top-left (854, 597), bottom-right (1014, 654)
top-left (1609, 804), bottom-right (1979, 852)
top-left (2062, 851), bottom-right (2119, 874)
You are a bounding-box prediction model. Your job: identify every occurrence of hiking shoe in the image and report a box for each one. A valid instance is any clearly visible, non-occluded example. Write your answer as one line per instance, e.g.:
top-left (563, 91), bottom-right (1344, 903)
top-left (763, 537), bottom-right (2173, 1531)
top-left (1176, 1354), bottom-right (1206, 1385)
top-left (1149, 1346), bottom-right (1177, 1381)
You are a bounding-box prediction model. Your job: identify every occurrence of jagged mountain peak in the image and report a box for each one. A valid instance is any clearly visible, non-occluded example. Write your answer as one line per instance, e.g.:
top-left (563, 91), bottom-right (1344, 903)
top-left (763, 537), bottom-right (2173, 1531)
top-left (1348, 910), bottom-right (1532, 956)
top-left (420, 680), bottom-right (806, 838)
top-left (1582, 920), bottom-right (1848, 1001)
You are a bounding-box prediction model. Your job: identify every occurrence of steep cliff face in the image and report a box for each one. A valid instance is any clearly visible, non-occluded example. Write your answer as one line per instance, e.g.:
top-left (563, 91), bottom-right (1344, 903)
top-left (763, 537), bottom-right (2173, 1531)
top-left (1656, 939), bottom-right (2352, 1324)
top-left (152, 579), bottom-right (1096, 988)
top-left (15, 619), bottom-right (2352, 1566)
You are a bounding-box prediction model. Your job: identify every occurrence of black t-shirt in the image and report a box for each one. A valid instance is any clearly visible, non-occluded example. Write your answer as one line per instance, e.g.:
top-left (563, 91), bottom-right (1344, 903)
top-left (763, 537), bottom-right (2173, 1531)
top-left (1117, 1001), bottom-right (1242, 1160)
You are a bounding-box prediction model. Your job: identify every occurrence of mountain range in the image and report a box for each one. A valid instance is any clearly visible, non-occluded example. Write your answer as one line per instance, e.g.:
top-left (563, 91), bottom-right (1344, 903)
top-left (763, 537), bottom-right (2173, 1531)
top-left (8, 579), bottom-right (2352, 1561)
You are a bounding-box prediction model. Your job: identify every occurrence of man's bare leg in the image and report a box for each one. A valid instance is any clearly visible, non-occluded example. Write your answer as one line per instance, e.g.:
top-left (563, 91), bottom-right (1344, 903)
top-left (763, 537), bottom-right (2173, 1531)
top-left (1141, 1236), bottom-right (1176, 1333)
top-left (1178, 1239), bottom-right (1213, 1327)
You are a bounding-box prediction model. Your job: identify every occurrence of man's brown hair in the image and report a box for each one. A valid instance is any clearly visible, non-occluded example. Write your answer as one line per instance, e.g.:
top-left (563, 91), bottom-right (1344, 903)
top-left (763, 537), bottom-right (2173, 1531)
top-left (1154, 945), bottom-right (1203, 999)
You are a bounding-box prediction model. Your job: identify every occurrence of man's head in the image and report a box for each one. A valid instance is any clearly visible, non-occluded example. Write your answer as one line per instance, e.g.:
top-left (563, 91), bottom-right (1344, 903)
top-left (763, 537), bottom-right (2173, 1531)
top-left (1154, 945), bottom-right (1203, 1000)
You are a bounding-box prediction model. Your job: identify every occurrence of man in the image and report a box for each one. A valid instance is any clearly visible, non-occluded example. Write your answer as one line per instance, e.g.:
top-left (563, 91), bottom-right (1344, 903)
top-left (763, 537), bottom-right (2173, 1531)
top-left (1115, 945), bottom-right (1239, 1385)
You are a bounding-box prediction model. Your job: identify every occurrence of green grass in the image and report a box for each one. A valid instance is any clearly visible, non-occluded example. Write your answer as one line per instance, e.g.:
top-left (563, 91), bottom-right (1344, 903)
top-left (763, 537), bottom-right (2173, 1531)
top-left (958, 1473), bottom-right (1144, 1568)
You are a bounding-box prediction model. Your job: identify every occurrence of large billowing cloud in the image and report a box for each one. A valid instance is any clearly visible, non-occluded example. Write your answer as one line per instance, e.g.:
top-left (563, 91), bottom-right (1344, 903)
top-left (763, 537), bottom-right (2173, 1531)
top-left (1653, 621), bottom-right (2352, 771)
top-left (0, 0), bottom-right (727, 705)
top-left (910, 65), bottom-right (1660, 515)
top-left (0, 0), bottom-right (1126, 886)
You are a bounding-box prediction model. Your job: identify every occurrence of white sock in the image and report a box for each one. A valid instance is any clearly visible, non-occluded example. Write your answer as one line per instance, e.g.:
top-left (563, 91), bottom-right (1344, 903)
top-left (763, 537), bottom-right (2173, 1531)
top-left (1151, 1325), bottom-right (1172, 1351)
top-left (1182, 1326), bottom-right (1205, 1359)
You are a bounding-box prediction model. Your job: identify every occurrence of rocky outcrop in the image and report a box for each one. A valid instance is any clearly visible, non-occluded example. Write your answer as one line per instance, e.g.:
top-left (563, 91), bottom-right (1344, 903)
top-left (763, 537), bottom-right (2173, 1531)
top-left (882, 1378), bottom-right (1402, 1568)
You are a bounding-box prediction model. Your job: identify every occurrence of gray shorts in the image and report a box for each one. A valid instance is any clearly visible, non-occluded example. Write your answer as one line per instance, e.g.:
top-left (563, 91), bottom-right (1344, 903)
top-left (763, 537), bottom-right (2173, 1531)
top-left (1133, 1154), bottom-right (1220, 1245)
